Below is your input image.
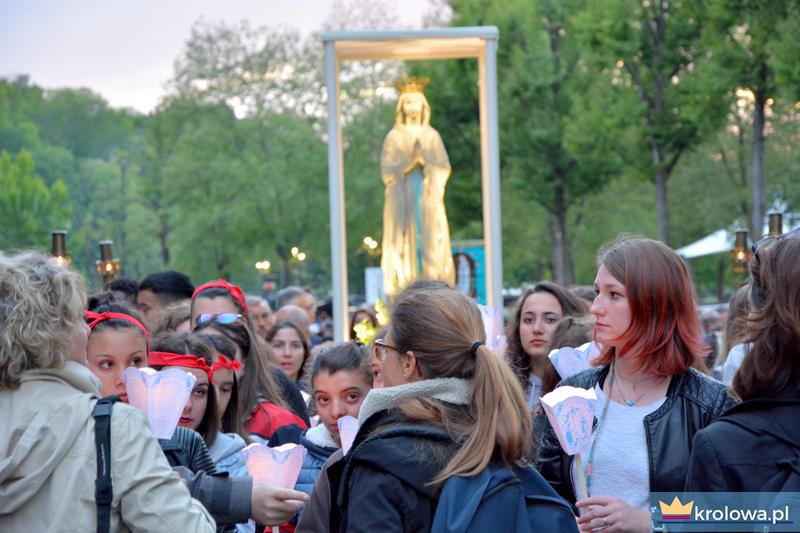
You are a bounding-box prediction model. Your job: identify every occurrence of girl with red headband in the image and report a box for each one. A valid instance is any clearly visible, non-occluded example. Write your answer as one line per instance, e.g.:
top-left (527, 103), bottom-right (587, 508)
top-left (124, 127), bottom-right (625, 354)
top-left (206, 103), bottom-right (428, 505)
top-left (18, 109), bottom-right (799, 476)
top-left (191, 278), bottom-right (311, 426)
top-left (85, 301), bottom-right (216, 473)
top-left (190, 278), bottom-right (249, 330)
top-left (195, 319), bottom-right (308, 446)
top-left (85, 301), bottom-right (151, 403)
top-left (85, 302), bottom-right (309, 528)
top-left (148, 332), bottom-right (221, 447)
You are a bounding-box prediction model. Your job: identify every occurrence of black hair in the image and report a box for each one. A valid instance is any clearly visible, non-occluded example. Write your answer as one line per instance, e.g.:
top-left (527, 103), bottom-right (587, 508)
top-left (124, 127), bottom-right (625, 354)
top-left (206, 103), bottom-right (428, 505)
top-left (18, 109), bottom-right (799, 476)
top-left (139, 270), bottom-right (195, 304)
top-left (309, 341), bottom-right (372, 390)
top-left (105, 277), bottom-right (139, 303)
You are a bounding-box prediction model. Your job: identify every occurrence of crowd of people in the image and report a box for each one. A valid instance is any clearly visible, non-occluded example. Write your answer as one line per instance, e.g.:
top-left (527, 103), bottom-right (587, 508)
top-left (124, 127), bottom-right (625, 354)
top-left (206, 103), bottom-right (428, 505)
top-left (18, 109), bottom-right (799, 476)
top-left (0, 232), bottom-right (798, 532)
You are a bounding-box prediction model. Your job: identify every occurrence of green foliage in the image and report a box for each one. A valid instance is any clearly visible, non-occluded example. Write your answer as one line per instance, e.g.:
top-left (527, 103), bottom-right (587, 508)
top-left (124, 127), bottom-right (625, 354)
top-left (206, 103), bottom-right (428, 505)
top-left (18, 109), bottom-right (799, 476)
top-left (0, 0), bottom-right (797, 301)
top-left (0, 150), bottom-right (70, 251)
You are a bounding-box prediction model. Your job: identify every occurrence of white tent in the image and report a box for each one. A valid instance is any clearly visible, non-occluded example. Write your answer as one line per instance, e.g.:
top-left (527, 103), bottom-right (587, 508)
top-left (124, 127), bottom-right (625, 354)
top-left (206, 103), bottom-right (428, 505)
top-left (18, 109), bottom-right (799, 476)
top-left (676, 217), bottom-right (799, 259)
top-left (675, 229), bottom-right (735, 259)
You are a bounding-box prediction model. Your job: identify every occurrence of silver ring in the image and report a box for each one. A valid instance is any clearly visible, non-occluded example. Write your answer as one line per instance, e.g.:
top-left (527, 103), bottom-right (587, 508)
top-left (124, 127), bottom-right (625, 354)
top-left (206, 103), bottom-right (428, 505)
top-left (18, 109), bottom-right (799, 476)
top-left (603, 517), bottom-right (610, 528)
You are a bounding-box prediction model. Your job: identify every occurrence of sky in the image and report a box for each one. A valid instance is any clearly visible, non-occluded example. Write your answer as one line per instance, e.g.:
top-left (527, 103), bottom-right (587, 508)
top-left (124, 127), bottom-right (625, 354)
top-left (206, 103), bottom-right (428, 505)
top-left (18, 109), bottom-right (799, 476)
top-left (0, 0), bottom-right (435, 113)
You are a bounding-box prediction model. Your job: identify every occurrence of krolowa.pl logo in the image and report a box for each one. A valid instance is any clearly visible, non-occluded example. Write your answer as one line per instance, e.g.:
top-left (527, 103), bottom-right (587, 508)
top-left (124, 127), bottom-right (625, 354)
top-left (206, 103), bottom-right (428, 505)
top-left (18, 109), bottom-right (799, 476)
top-left (692, 505), bottom-right (790, 525)
top-left (651, 492), bottom-right (800, 532)
top-left (659, 497), bottom-right (694, 521)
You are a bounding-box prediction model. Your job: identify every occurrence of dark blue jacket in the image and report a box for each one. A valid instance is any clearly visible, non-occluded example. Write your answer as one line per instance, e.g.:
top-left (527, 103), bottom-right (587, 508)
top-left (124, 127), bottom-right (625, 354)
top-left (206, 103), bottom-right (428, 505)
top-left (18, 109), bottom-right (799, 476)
top-left (296, 425), bottom-right (338, 495)
top-left (432, 464), bottom-right (578, 533)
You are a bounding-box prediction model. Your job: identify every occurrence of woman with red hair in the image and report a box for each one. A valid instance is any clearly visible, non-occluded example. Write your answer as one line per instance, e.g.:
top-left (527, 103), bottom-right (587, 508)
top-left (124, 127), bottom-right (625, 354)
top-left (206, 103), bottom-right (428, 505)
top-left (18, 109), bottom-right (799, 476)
top-left (536, 236), bottom-right (736, 533)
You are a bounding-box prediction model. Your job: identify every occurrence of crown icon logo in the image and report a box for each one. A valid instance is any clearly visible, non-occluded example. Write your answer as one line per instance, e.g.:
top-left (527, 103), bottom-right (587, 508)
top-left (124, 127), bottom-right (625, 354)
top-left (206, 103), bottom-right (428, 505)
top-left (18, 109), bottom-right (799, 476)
top-left (659, 496), bottom-right (694, 520)
top-left (394, 76), bottom-right (430, 94)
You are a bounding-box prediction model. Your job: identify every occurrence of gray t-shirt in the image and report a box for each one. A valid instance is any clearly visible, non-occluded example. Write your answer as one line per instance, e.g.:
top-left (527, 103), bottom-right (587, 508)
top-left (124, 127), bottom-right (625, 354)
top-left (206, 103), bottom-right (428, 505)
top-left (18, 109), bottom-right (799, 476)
top-left (571, 384), bottom-right (666, 510)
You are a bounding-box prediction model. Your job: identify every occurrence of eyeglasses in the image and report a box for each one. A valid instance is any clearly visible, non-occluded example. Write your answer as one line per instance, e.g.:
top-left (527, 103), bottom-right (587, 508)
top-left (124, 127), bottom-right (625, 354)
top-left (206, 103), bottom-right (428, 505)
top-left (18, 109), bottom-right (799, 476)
top-left (195, 313), bottom-right (243, 326)
top-left (372, 338), bottom-right (402, 362)
top-left (751, 227), bottom-right (800, 265)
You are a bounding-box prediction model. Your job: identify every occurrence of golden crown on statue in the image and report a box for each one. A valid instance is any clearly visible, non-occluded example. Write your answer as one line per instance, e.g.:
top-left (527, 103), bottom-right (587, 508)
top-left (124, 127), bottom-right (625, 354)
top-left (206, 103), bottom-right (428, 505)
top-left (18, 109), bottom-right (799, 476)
top-left (395, 76), bottom-right (430, 94)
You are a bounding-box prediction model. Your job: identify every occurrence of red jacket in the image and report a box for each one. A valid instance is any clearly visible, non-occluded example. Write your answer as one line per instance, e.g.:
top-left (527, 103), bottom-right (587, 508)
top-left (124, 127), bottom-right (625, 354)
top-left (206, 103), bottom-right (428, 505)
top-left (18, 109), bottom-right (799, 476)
top-left (246, 401), bottom-right (307, 445)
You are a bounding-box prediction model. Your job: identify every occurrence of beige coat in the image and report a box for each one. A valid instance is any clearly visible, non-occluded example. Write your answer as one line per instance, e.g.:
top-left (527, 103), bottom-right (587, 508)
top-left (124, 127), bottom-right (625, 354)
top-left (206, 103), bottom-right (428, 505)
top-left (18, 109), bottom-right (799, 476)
top-left (0, 361), bottom-right (215, 533)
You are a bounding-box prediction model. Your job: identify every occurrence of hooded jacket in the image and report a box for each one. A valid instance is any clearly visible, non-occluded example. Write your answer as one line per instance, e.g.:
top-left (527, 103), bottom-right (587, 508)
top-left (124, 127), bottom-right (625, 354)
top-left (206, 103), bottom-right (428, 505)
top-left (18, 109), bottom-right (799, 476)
top-left (328, 378), bottom-right (474, 533)
top-left (0, 361), bottom-right (215, 533)
top-left (209, 432), bottom-right (248, 479)
top-left (296, 424), bottom-right (339, 496)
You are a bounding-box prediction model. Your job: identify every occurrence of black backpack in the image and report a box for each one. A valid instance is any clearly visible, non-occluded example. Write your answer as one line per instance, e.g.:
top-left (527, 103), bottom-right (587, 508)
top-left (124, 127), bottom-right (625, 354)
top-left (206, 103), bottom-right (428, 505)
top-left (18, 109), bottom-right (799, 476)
top-left (93, 396), bottom-right (120, 533)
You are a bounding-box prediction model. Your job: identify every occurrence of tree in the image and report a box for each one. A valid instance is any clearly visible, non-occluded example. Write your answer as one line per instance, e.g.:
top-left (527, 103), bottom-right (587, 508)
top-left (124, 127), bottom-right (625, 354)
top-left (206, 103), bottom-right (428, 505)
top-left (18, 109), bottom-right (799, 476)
top-left (575, 0), bottom-right (727, 244)
top-left (411, 0), bottom-right (621, 284)
top-left (704, 0), bottom-right (797, 237)
top-left (0, 150), bottom-right (70, 251)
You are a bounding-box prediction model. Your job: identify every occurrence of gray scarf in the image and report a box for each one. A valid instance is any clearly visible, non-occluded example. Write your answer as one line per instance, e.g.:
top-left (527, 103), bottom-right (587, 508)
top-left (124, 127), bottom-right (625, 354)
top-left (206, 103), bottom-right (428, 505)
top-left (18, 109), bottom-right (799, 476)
top-left (357, 377), bottom-right (474, 424)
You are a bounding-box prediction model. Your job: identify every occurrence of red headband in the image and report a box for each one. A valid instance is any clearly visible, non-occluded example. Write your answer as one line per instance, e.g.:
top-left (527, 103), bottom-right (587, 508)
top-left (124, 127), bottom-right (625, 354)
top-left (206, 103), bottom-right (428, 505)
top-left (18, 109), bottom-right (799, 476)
top-left (148, 351), bottom-right (215, 384)
top-left (212, 354), bottom-right (242, 373)
top-left (85, 311), bottom-right (151, 351)
top-left (192, 279), bottom-right (247, 314)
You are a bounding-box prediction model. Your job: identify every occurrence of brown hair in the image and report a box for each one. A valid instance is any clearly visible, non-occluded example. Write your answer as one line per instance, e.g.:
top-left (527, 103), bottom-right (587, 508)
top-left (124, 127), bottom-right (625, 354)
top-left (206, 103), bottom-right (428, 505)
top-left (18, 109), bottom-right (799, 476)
top-left (591, 237), bottom-right (709, 377)
top-left (388, 284), bottom-right (532, 486)
top-left (309, 341), bottom-right (373, 390)
top-left (734, 239), bottom-right (800, 400)
top-left (551, 316), bottom-right (595, 351)
top-left (349, 308), bottom-right (377, 341)
top-left (193, 319), bottom-right (289, 414)
top-left (204, 333), bottom-right (248, 440)
top-left (505, 281), bottom-right (589, 390)
top-left (717, 285), bottom-right (751, 366)
top-left (266, 321), bottom-right (311, 383)
top-left (151, 300), bottom-right (192, 337)
top-left (149, 332), bottom-right (221, 446)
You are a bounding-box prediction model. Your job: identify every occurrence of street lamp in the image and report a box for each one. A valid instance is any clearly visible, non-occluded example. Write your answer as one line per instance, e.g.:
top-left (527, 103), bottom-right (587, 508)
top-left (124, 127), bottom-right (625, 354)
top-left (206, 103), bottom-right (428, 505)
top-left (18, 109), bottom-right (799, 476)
top-left (50, 230), bottom-right (72, 267)
top-left (362, 236), bottom-right (380, 255)
top-left (96, 240), bottom-right (121, 285)
top-left (731, 230), bottom-right (751, 274)
top-left (290, 247), bottom-right (307, 284)
top-left (255, 260), bottom-right (272, 274)
top-left (361, 235), bottom-right (381, 267)
top-left (767, 212), bottom-right (783, 238)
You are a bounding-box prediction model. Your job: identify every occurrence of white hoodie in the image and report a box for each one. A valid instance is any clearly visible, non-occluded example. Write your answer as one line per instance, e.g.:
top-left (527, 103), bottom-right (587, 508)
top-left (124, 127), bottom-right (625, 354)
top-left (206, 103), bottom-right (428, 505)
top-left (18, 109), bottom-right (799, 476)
top-left (0, 361), bottom-right (215, 533)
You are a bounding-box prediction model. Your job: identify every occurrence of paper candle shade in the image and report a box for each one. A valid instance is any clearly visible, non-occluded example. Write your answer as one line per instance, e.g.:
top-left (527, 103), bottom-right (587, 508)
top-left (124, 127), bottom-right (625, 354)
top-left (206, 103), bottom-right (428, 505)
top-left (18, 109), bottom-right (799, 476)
top-left (476, 303), bottom-right (507, 354)
top-left (337, 416), bottom-right (359, 455)
top-left (540, 386), bottom-right (598, 456)
top-left (548, 342), bottom-right (601, 380)
top-left (242, 443), bottom-right (307, 489)
top-left (123, 367), bottom-right (196, 439)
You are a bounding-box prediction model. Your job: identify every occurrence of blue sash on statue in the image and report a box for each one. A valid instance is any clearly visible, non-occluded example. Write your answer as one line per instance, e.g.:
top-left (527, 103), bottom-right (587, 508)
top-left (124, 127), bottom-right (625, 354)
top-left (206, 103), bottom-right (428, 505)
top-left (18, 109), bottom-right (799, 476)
top-left (411, 166), bottom-right (424, 273)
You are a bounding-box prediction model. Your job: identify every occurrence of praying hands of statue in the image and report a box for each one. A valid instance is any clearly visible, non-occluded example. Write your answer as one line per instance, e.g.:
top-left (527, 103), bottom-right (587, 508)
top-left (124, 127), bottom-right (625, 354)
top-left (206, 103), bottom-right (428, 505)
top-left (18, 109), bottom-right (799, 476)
top-left (403, 140), bottom-right (425, 174)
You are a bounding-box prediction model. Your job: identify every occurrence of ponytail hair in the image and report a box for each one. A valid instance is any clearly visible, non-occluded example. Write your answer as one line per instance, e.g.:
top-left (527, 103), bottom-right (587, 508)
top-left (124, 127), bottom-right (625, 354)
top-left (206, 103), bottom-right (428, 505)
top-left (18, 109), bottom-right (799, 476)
top-left (389, 284), bottom-right (532, 486)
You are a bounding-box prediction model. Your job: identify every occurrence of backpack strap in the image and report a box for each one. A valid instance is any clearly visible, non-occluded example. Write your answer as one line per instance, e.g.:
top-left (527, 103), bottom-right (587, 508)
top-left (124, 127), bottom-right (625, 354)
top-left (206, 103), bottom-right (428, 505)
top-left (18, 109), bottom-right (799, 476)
top-left (93, 396), bottom-right (120, 533)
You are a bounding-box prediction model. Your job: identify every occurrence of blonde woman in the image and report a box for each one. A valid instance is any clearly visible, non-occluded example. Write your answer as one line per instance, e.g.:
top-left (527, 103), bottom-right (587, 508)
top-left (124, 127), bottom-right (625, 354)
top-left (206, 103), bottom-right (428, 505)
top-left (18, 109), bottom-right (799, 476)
top-left (0, 251), bottom-right (214, 532)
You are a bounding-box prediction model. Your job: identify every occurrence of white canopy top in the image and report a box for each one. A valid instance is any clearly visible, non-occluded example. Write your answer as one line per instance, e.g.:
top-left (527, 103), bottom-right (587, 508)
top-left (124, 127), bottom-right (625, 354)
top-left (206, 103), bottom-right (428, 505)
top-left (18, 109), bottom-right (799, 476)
top-left (676, 219), bottom-right (800, 259)
top-left (675, 229), bottom-right (734, 259)
top-left (321, 27), bottom-right (498, 60)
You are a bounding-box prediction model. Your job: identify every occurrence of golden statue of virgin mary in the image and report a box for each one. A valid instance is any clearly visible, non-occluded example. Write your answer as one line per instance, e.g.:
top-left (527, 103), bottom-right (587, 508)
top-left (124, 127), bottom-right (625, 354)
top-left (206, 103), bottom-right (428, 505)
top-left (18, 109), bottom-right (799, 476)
top-left (380, 78), bottom-right (455, 296)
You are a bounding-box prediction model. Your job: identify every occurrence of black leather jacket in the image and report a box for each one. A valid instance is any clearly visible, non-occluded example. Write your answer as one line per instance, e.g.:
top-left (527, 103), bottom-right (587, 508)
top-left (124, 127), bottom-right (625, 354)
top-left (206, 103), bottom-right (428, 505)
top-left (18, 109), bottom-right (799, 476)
top-left (535, 366), bottom-right (738, 505)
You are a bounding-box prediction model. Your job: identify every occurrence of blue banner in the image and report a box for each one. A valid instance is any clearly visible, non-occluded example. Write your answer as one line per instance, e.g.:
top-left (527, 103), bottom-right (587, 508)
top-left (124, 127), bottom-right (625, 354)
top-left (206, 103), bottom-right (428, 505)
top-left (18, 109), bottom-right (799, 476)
top-left (650, 492), bottom-right (800, 532)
